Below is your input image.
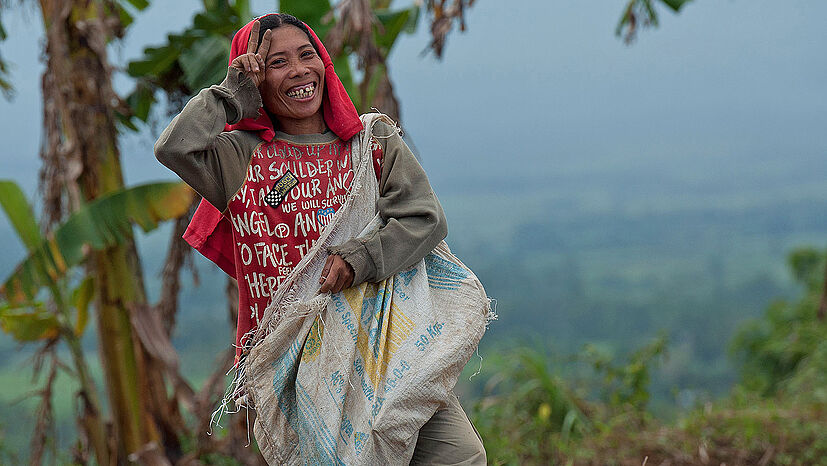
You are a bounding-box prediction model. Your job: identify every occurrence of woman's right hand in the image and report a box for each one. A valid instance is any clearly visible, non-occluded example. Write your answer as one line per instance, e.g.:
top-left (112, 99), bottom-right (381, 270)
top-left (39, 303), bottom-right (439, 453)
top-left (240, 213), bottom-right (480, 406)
top-left (231, 20), bottom-right (272, 87)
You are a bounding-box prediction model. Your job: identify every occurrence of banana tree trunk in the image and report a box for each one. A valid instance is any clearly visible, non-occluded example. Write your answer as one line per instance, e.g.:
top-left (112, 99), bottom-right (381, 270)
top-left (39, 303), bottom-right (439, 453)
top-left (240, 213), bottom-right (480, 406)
top-left (38, 0), bottom-right (159, 460)
top-left (93, 248), bottom-right (157, 456)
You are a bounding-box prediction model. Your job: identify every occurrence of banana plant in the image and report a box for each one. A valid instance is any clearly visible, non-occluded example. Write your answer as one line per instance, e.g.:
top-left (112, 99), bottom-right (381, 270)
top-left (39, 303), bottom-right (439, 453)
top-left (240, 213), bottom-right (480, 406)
top-left (0, 179), bottom-right (194, 464)
top-left (1, 181), bottom-right (195, 304)
top-left (121, 0), bottom-right (253, 129)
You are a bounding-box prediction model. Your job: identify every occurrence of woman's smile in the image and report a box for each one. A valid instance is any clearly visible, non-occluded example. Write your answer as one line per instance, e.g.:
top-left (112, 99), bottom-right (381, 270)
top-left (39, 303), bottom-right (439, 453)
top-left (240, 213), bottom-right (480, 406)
top-left (285, 82), bottom-right (317, 100)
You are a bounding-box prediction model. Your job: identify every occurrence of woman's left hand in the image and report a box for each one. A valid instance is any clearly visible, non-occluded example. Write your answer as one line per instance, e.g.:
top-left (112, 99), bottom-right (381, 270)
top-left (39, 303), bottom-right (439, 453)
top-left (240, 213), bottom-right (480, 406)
top-left (320, 255), bottom-right (354, 293)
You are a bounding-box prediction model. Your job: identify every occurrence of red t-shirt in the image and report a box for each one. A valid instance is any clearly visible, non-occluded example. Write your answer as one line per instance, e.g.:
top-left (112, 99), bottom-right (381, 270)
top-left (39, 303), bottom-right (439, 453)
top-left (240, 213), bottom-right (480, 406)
top-left (227, 135), bottom-right (382, 360)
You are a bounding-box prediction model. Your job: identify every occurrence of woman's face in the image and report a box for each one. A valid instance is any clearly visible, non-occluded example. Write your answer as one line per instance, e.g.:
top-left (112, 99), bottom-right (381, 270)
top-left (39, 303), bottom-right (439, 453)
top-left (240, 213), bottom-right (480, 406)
top-left (259, 25), bottom-right (326, 133)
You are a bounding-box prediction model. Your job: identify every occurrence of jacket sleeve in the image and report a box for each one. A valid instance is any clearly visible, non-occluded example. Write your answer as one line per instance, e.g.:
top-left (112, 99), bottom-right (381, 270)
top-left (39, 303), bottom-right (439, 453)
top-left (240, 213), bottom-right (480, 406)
top-left (154, 68), bottom-right (262, 211)
top-left (328, 121), bottom-right (448, 286)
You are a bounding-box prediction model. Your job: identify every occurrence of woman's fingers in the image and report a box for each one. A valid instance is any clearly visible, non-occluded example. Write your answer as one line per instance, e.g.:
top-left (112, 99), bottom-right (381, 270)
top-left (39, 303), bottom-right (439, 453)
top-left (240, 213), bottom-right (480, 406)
top-left (335, 270), bottom-right (353, 294)
top-left (338, 259), bottom-right (354, 292)
top-left (320, 271), bottom-right (337, 293)
top-left (320, 256), bottom-right (334, 285)
top-left (231, 54), bottom-right (262, 84)
top-left (332, 275), bottom-right (345, 294)
top-left (248, 55), bottom-right (256, 73)
top-left (234, 24), bottom-right (268, 87)
top-left (319, 256), bottom-right (354, 293)
top-left (258, 29), bottom-right (272, 63)
top-left (230, 55), bottom-right (262, 87)
top-left (247, 21), bottom-right (260, 54)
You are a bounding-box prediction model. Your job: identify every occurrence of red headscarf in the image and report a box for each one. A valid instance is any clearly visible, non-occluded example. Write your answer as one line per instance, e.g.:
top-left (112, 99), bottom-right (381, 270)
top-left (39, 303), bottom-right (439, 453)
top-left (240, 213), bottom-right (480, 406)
top-left (182, 15), bottom-right (363, 278)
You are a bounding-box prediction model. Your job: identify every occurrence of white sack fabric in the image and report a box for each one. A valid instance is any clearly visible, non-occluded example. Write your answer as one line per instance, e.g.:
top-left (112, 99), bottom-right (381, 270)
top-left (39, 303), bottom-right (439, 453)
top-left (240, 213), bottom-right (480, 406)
top-left (240, 114), bottom-right (491, 465)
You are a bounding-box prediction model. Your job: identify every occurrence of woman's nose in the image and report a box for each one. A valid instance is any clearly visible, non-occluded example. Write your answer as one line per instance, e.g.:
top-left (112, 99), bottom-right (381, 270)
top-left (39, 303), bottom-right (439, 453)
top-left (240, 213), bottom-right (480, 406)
top-left (289, 60), bottom-right (310, 77)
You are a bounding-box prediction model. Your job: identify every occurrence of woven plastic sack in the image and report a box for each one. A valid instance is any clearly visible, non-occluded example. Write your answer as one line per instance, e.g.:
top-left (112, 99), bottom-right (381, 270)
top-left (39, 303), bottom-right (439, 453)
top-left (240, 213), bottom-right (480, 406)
top-left (240, 114), bottom-right (490, 465)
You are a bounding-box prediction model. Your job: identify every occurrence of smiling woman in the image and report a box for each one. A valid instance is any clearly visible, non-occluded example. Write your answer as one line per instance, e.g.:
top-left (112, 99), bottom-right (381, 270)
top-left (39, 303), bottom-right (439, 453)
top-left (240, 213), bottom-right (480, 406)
top-left (237, 16), bottom-right (327, 134)
top-left (153, 12), bottom-right (487, 466)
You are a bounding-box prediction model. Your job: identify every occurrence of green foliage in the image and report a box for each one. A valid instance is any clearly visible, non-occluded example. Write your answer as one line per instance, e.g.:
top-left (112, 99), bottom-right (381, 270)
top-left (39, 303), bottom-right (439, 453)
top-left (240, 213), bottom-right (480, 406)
top-left (547, 248), bottom-right (825, 464)
top-left (0, 302), bottom-right (59, 341)
top-left (472, 347), bottom-right (591, 464)
top-left (280, 0), bottom-right (334, 38)
top-left (0, 181), bottom-right (42, 251)
top-left (178, 34), bottom-right (232, 90)
top-left (124, 82), bottom-right (156, 128)
top-left (781, 338), bottom-right (827, 403)
top-left (70, 277), bottom-right (94, 336)
top-left (0, 179), bottom-right (193, 461)
top-left (616, 0), bottom-right (692, 42)
top-left (564, 390), bottom-right (827, 465)
top-left (583, 334), bottom-right (667, 412)
top-left (114, 0), bottom-right (151, 29)
top-left (373, 6), bottom-right (420, 53)
top-left (122, 0), bottom-right (251, 127)
top-left (471, 337), bottom-right (669, 464)
top-left (0, 181), bottom-right (195, 304)
top-left (661, 0), bottom-right (690, 10)
top-left (0, 179), bottom-right (192, 346)
top-left (470, 323), bottom-right (825, 464)
top-left (670, 387), bottom-right (827, 466)
top-left (731, 247), bottom-right (827, 395)
top-left (788, 248), bottom-right (824, 289)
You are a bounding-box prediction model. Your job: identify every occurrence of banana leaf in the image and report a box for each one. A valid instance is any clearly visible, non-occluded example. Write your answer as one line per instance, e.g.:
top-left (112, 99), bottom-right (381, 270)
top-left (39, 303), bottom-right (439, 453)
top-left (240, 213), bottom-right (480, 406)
top-left (0, 304), bottom-right (59, 341)
top-left (280, 0), bottom-right (333, 38)
top-left (661, 0), bottom-right (691, 12)
top-left (72, 276), bottom-right (95, 336)
top-left (0, 180), bottom-right (42, 251)
top-left (179, 35), bottom-right (232, 90)
top-left (0, 181), bottom-right (195, 304)
top-left (114, 0), bottom-right (151, 30)
top-left (374, 6), bottom-right (420, 52)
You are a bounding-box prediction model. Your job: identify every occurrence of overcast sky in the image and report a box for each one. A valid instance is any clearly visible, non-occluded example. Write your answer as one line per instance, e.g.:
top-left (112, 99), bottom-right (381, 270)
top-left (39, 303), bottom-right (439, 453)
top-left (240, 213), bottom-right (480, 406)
top-left (1, 1), bottom-right (826, 254)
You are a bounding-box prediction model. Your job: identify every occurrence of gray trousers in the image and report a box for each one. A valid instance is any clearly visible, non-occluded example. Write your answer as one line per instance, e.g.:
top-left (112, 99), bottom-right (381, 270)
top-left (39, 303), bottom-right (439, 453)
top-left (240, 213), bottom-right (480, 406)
top-left (409, 393), bottom-right (487, 465)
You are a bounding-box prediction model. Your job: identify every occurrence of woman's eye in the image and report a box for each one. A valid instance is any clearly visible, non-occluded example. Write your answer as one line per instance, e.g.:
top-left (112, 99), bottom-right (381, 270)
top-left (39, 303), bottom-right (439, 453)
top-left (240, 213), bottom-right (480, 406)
top-left (301, 51), bottom-right (315, 58)
top-left (270, 59), bottom-right (286, 66)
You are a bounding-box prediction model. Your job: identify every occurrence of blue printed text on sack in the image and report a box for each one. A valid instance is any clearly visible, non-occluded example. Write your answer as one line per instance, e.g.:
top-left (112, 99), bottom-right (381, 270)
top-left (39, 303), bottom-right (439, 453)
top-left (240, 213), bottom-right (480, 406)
top-left (414, 322), bottom-right (444, 352)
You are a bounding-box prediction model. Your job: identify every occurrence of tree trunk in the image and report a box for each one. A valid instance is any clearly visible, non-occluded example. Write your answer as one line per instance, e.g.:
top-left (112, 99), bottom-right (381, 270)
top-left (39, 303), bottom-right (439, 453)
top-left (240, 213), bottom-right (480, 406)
top-left (38, 0), bottom-right (159, 460)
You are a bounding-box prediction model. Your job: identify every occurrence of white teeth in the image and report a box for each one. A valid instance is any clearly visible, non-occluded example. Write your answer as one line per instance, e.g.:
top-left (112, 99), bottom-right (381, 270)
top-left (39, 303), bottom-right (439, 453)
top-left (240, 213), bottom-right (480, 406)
top-left (287, 83), bottom-right (315, 98)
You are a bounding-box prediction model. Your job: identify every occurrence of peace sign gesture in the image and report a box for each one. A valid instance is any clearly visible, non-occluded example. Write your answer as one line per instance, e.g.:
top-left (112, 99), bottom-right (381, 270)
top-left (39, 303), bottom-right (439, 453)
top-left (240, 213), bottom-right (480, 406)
top-left (231, 20), bottom-right (272, 87)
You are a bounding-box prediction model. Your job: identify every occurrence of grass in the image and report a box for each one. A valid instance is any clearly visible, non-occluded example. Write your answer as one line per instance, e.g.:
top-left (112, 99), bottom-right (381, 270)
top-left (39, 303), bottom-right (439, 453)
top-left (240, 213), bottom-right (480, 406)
top-left (567, 394), bottom-right (827, 466)
top-left (471, 353), bottom-right (827, 466)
